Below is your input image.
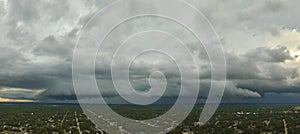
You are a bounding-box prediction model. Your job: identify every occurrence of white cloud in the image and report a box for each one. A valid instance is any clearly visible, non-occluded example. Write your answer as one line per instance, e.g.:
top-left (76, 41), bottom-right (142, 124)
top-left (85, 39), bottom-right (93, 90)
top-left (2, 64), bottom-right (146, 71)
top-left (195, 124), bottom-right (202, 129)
top-left (0, 87), bottom-right (45, 100)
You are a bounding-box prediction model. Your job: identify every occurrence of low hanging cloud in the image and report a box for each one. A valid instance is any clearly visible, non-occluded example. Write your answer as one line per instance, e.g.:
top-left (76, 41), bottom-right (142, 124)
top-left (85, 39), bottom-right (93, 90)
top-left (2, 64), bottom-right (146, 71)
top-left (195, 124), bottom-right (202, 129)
top-left (223, 81), bottom-right (261, 99)
top-left (0, 87), bottom-right (45, 100)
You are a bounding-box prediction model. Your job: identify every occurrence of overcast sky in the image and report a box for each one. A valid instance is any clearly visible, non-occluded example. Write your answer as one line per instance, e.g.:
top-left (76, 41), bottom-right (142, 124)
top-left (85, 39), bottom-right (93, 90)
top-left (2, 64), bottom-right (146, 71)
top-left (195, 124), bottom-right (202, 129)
top-left (0, 0), bottom-right (299, 103)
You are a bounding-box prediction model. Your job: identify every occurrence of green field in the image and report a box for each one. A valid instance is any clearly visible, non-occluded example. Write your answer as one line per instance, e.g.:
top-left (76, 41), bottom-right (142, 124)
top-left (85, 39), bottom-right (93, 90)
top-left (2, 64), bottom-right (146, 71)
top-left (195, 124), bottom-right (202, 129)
top-left (0, 104), bottom-right (300, 133)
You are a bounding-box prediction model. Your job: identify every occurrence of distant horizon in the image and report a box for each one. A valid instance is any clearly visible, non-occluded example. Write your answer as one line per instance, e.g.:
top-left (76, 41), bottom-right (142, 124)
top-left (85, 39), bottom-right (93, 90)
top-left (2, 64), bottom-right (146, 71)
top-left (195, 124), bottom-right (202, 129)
top-left (0, 1), bottom-right (299, 133)
top-left (2, 101), bottom-right (300, 105)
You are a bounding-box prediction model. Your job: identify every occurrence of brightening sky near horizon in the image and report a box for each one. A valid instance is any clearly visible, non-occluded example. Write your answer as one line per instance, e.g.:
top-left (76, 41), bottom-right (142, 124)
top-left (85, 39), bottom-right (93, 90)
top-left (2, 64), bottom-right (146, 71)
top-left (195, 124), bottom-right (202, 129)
top-left (0, 0), bottom-right (299, 103)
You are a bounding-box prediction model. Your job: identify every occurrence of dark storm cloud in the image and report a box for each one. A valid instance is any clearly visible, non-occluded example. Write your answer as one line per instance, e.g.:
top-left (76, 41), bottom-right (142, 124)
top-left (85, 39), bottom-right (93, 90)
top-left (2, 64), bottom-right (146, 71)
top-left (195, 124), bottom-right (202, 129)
top-left (0, 0), bottom-right (300, 102)
top-left (0, 73), bottom-right (53, 89)
top-left (38, 94), bottom-right (77, 101)
top-left (236, 79), bottom-right (299, 95)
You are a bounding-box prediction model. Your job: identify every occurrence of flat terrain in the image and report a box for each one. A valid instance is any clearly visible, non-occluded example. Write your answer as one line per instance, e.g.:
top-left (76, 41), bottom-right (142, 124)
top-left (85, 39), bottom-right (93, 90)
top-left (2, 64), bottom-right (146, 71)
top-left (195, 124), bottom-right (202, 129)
top-left (0, 105), bottom-right (100, 134)
top-left (0, 104), bottom-right (300, 133)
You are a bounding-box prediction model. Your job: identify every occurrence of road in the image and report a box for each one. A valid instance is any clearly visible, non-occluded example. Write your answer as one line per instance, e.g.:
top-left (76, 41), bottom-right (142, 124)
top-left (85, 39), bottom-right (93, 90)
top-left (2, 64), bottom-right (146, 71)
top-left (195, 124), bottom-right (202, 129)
top-left (61, 112), bottom-right (68, 125)
top-left (283, 119), bottom-right (288, 134)
top-left (75, 112), bottom-right (82, 134)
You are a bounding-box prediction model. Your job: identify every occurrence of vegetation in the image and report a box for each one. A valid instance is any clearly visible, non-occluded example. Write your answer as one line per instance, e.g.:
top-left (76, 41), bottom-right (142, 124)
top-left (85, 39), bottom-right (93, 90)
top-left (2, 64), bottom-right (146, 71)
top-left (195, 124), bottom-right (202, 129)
top-left (0, 105), bottom-right (100, 134)
top-left (0, 104), bottom-right (299, 133)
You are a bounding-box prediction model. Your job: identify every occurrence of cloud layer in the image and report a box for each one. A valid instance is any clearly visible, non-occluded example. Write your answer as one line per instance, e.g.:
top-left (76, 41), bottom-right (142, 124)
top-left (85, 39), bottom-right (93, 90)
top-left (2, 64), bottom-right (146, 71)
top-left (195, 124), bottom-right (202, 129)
top-left (0, 0), bottom-right (299, 103)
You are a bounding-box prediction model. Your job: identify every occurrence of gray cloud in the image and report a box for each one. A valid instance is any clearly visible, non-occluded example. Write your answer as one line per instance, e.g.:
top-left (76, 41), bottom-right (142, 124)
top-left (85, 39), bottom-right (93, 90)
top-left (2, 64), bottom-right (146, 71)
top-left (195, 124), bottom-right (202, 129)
top-left (223, 81), bottom-right (261, 100)
top-left (0, 0), bottom-right (299, 103)
top-left (243, 46), bottom-right (292, 63)
top-left (237, 0), bottom-right (287, 22)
